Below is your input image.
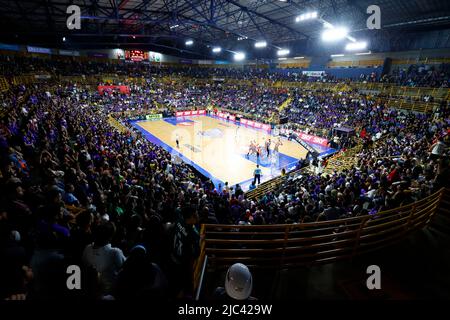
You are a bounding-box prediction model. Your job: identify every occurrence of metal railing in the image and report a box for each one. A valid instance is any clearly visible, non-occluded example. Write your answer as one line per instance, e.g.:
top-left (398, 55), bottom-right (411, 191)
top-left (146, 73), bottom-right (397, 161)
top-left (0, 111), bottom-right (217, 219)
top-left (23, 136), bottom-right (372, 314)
top-left (193, 188), bottom-right (449, 295)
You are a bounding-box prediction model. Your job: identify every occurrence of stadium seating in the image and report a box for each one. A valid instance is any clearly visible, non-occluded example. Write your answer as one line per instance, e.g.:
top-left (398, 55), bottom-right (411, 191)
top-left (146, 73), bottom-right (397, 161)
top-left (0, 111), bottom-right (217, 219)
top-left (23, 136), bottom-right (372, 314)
top-left (0, 53), bottom-right (449, 301)
top-left (193, 188), bottom-right (449, 294)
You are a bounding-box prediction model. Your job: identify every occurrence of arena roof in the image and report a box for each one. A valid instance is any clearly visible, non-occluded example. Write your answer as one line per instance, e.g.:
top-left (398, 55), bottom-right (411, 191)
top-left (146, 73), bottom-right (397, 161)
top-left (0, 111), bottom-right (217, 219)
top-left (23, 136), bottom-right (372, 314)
top-left (1, 0), bottom-right (450, 59)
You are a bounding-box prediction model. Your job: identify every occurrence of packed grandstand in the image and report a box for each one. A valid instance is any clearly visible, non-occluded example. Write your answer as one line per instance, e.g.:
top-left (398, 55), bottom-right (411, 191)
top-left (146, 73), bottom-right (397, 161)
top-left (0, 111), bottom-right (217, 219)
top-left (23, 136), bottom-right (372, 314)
top-left (0, 53), bottom-right (449, 301)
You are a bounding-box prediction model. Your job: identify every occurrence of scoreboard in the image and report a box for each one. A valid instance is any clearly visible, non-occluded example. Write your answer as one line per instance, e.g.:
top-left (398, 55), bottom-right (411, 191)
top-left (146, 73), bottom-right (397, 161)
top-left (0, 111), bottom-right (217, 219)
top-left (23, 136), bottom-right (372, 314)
top-left (125, 50), bottom-right (149, 62)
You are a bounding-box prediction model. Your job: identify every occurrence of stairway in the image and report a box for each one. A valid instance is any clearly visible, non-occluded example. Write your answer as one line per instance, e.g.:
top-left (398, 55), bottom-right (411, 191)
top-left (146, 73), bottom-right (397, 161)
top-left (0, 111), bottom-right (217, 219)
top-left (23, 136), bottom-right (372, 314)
top-left (278, 97), bottom-right (292, 113)
top-left (269, 97), bottom-right (292, 123)
top-left (0, 76), bottom-right (9, 92)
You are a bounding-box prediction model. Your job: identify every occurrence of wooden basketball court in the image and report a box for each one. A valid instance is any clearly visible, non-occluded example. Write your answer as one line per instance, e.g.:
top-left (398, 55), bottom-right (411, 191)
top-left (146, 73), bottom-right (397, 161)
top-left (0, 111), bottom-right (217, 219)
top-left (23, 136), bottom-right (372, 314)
top-left (132, 115), bottom-right (308, 190)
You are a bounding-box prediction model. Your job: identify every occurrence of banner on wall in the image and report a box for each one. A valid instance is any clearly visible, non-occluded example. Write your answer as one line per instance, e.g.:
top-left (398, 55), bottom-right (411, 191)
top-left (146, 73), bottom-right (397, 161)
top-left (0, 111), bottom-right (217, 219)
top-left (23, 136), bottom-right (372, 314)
top-left (302, 70), bottom-right (326, 77)
top-left (292, 135), bottom-right (318, 155)
top-left (59, 50), bottom-right (80, 56)
top-left (113, 49), bottom-right (125, 60)
top-left (127, 114), bottom-right (162, 121)
top-left (149, 51), bottom-right (162, 62)
top-left (279, 128), bottom-right (329, 147)
top-left (216, 112), bottom-right (236, 122)
top-left (297, 132), bottom-right (328, 146)
top-left (27, 46), bottom-right (52, 54)
top-left (180, 59), bottom-right (193, 64)
top-left (88, 52), bottom-right (108, 58)
top-left (215, 111), bottom-right (271, 131)
top-left (238, 118), bottom-right (271, 131)
top-left (98, 85), bottom-right (130, 95)
top-left (34, 75), bottom-right (52, 79)
top-left (174, 109), bottom-right (271, 132)
top-left (145, 114), bottom-right (163, 120)
top-left (175, 110), bottom-right (206, 117)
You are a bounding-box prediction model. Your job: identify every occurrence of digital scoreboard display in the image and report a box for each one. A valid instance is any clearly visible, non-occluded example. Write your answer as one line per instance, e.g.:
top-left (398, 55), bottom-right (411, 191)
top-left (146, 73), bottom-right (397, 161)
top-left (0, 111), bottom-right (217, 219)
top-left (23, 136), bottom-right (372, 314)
top-left (125, 50), bottom-right (149, 62)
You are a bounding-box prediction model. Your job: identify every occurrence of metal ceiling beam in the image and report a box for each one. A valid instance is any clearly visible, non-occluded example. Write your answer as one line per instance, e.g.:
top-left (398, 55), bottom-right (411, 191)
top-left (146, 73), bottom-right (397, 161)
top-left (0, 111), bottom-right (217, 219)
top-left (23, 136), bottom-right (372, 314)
top-left (118, 0), bottom-right (131, 10)
top-left (0, 0), bottom-right (305, 42)
top-left (221, 0), bottom-right (309, 39)
top-left (246, 11), bottom-right (265, 40)
top-left (13, 0), bottom-right (29, 22)
top-left (182, 0), bottom-right (211, 23)
top-left (345, 0), bottom-right (371, 26)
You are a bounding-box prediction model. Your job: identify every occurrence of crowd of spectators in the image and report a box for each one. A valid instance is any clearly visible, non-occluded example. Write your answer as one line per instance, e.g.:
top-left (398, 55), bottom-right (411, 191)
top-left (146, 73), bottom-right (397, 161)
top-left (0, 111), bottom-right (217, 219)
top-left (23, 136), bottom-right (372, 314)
top-left (0, 55), bottom-right (449, 301)
top-left (0, 84), bottom-right (211, 300)
top-left (1, 54), bottom-right (449, 87)
top-left (380, 63), bottom-right (450, 87)
top-left (267, 108), bottom-right (449, 223)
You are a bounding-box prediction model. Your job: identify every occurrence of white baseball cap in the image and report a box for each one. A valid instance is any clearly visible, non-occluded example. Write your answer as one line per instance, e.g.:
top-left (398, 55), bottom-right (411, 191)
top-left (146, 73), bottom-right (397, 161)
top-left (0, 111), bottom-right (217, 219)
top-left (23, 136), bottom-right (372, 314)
top-left (225, 263), bottom-right (253, 300)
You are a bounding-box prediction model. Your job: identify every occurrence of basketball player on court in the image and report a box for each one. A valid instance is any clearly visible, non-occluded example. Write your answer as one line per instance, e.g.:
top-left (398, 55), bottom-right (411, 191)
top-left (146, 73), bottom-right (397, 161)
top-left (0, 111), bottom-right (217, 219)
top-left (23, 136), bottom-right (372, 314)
top-left (265, 139), bottom-right (271, 158)
top-left (274, 138), bottom-right (283, 154)
top-left (176, 134), bottom-right (180, 148)
top-left (256, 144), bottom-right (261, 163)
top-left (247, 140), bottom-right (255, 158)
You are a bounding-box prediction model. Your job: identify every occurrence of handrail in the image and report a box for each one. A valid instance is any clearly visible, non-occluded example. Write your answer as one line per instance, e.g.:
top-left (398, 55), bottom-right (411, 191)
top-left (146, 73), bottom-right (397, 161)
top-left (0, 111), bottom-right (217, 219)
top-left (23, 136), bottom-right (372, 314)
top-left (193, 224), bottom-right (207, 296)
top-left (193, 188), bottom-right (448, 295)
top-left (194, 255), bottom-right (208, 301)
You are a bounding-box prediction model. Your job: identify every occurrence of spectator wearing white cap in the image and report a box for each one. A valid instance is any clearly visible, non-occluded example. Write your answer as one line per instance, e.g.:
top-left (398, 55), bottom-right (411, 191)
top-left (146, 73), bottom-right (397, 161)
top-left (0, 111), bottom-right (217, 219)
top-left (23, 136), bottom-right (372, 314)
top-left (213, 263), bottom-right (256, 300)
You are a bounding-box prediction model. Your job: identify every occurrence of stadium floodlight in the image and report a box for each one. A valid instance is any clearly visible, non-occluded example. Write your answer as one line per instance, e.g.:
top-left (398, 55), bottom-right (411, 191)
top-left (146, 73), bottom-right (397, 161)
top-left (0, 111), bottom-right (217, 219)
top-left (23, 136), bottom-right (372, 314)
top-left (277, 49), bottom-right (290, 56)
top-left (237, 36), bottom-right (248, 41)
top-left (63, 37), bottom-right (66, 42)
top-left (296, 11), bottom-right (318, 22)
top-left (321, 27), bottom-right (348, 42)
top-left (294, 56), bottom-right (305, 59)
top-left (278, 58), bottom-right (287, 60)
top-left (323, 21), bottom-right (334, 29)
top-left (234, 52), bottom-right (246, 61)
top-left (345, 41), bottom-right (367, 51)
top-left (330, 53), bottom-right (345, 57)
top-left (170, 24), bottom-right (179, 29)
top-left (212, 47), bottom-right (222, 53)
top-left (255, 41), bottom-right (267, 48)
top-left (185, 40), bottom-right (194, 46)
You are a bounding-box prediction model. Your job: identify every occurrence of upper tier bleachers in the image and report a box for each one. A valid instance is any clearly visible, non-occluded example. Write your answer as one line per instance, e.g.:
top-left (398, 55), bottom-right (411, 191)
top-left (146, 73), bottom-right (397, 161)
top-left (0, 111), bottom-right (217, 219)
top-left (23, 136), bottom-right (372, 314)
top-left (0, 53), bottom-right (449, 88)
top-left (328, 59), bottom-right (384, 68)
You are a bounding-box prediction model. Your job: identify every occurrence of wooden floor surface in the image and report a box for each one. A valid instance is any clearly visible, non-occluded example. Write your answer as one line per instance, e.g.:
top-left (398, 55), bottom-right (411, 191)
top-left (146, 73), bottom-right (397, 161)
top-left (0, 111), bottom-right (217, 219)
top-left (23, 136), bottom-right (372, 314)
top-left (135, 115), bottom-right (308, 188)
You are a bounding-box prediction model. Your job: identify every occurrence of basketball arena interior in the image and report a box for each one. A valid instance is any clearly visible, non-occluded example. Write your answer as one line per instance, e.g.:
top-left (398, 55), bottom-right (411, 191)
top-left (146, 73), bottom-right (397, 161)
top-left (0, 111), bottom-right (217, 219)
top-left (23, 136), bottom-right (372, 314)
top-left (0, 0), bottom-right (449, 305)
